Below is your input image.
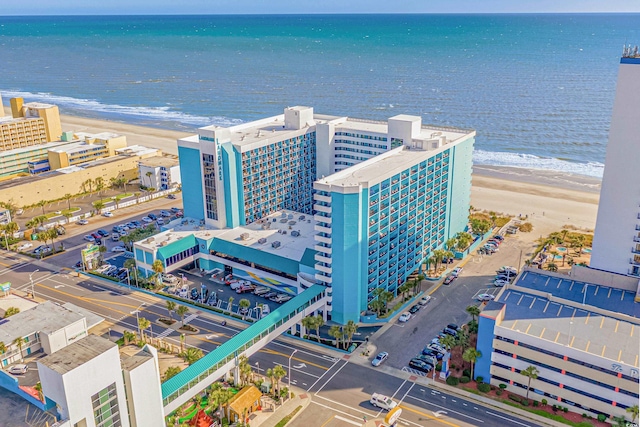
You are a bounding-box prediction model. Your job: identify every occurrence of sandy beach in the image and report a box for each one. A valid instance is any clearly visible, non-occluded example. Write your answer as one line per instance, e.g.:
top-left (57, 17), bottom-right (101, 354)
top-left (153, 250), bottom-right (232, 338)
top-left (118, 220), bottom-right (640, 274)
top-left (3, 107), bottom-right (601, 238)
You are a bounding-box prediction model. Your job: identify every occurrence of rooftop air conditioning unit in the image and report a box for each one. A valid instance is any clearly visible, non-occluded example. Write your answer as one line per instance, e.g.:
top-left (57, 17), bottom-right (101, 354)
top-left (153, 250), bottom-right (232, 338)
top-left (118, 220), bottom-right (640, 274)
top-left (258, 238), bottom-right (267, 244)
top-left (272, 241), bottom-right (281, 248)
top-left (291, 231), bottom-right (300, 237)
top-left (240, 233), bottom-right (250, 241)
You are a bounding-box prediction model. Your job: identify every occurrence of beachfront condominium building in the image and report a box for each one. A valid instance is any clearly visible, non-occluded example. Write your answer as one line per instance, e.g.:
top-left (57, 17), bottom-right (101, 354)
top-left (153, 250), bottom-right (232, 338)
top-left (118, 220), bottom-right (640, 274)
top-left (591, 46), bottom-right (640, 277)
top-left (138, 155), bottom-right (182, 190)
top-left (0, 97), bottom-right (62, 150)
top-left (157, 107), bottom-right (475, 323)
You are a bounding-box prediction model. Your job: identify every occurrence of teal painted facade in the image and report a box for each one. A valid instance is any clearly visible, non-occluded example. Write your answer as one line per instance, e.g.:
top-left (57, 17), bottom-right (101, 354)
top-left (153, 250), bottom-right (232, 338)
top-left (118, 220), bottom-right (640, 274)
top-left (447, 138), bottom-right (474, 238)
top-left (178, 145), bottom-right (205, 220)
top-left (221, 143), bottom-right (242, 228)
top-left (328, 191), bottom-right (366, 324)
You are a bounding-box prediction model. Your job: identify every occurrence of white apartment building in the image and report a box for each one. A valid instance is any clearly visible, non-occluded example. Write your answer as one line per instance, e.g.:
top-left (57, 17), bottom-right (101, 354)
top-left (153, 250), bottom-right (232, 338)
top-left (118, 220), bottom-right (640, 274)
top-left (591, 47), bottom-right (640, 277)
top-left (138, 155), bottom-right (181, 191)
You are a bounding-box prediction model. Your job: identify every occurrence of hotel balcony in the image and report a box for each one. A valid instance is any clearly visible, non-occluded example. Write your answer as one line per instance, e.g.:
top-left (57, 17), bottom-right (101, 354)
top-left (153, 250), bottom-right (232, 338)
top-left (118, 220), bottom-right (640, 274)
top-left (314, 193), bottom-right (331, 203)
top-left (314, 224), bottom-right (332, 234)
top-left (315, 234), bottom-right (331, 245)
top-left (314, 204), bottom-right (331, 214)
top-left (634, 236), bottom-right (640, 243)
top-left (315, 253), bottom-right (332, 264)
top-left (629, 258), bottom-right (640, 266)
top-left (315, 272), bottom-right (332, 284)
top-left (315, 263), bottom-right (332, 274)
top-left (314, 214), bottom-right (332, 224)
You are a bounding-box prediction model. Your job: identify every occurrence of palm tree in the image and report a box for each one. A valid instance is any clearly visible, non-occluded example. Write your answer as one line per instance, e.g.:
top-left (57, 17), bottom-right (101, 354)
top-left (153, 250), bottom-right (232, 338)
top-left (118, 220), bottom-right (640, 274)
top-left (179, 333), bottom-right (185, 354)
top-left (546, 262), bottom-right (558, 272)
top-left (176, 305), bottom-right (189, 327)
top-left (439, 334), bottom-right (456, 351)
top-left (301, 315), bottom-right (318, 340)
top-left (466, 305), bottom-right (481, 323)
top-left (626, 404), bottom-right (639, 423)
top-left (63, 212), bottom-right (73, 224)
top-left (239, 298), bottom-right (250, 319)
top-left (329, 325), bottom-right (343, 349)
top-left (166, 300), bottom-right (176, 321)
top-left (520, 365), bottom-right (539, 400)
top-left (343, 320), bottom-right (358, 350)
top-left (181, 347), bottom-right (204, 365)
top-left (1, 221), bottom-right (19, 249)
top-left (36, 200), bottom-right (47, 216)
top-left (138, 317), bottom-right (151, 343)
top-left (414, 274), bottom-right (425, 295)
top-left (445, 237), bottom-right (457, 252)
top-left (266, 368), bottom-right (276, 395)
top-left (0, 341), bottom-right (6, 354)
top-left (163, 366), bottom-right (182, 381)
top-left (145, 171), bottom-right (153, 187)
top-left (151, 259), bottom-right (164, 286)
top-left (148, 187), bottom-right (156, 200)
top-left (63, 193), bottom-right (73, 211)
top-left (398, 283), bottom-right (410, 301)
top-left (227, 296), bottom-right (234, 312)
top-left (13, 336), bottom-right (25, 361)
top-left (462, 348), bottom-right (482, 381)
top-left (124, 258), bottom-right (138, 286)
top-left (238, 355), bottom-right (252, 386)
top-left (92, 200), bottom-right (105, 214)
top-left (94, 177), bottom-right (105, 197)
top-left (123, 330), bottom-right (136, 345)
top-left (33, 382), bottom-right (44, 402)
top-left (271, 365), bottom-right (287, 394)
top-left (46, 228), bottom-right (59, 252)
top-left (4, 307), bottom-right (20, 318)
top-left (455, 329), bottom-right (470, 350)
top-left (313, 315), bottom-right (324, 342)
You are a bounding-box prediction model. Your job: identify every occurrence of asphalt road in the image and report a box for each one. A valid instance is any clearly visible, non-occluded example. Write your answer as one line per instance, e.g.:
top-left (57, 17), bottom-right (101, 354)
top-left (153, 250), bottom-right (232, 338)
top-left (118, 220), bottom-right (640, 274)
top-left (0, 247), bottom-right (542, 427)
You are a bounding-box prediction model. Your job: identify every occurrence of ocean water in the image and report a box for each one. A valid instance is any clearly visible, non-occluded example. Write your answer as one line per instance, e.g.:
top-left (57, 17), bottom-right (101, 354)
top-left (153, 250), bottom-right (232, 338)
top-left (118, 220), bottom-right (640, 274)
top-left (1, 14), bottom-right (639, 178)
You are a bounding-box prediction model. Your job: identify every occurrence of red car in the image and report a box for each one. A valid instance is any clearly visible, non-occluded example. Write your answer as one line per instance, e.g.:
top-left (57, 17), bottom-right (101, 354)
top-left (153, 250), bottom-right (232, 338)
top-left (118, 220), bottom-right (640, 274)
top-left (443, 275), bottom-right (456, 285)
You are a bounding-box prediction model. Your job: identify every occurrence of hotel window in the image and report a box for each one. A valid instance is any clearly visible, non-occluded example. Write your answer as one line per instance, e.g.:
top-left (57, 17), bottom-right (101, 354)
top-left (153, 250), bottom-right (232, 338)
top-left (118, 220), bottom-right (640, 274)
top-left (92, 383), bottom-right (122, 427)
top-left (202, 154), bottom-right (218, 220)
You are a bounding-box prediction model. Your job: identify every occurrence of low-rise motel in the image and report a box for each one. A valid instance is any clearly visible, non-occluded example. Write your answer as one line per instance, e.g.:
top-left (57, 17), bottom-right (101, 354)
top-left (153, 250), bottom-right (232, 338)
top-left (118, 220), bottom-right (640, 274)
top-left (134, 106), bottom-right (475, 324)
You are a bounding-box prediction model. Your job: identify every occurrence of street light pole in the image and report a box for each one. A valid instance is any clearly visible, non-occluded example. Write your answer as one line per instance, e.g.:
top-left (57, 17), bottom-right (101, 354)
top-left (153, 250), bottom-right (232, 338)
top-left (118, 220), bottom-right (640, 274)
top-left (132, 303), bottom-right (146, 341)
top-left (288, 349), bottom-right (297, 400)
top-left (29, 269), bottom-right (40, 299)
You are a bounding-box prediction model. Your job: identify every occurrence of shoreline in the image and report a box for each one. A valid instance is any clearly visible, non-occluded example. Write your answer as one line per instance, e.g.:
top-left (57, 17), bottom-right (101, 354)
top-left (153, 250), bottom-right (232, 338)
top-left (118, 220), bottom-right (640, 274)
top-left (2, 106), bottom-right (601, 236)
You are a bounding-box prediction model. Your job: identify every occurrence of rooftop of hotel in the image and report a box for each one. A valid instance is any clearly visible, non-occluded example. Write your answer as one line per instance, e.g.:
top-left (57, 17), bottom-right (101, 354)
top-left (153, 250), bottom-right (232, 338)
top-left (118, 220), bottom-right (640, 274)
top-left (138, 155), bottom-right (180, 168)
top-left (0, 301), bottom-right (85, 344)
top-left (137, 209), bottom-right (316, 263)
top-left (0, 140), bottom-right (74, 156)
top-left (515, 270), bottom-right (638, 318)
top-left (48, 141), bottom-right (110, 154)
top-left (115, 144), bottom-right (159, 157)
top-left (39, 335), bottom-right (116, 375)
top-left (120, 347), bottom-right (154, 371)
top-left (0, 114), bottom-right (44, 124)
top-left (73, 131), bottom-right (121, 141)
top-left (493, 288), bottom-right (639, 368)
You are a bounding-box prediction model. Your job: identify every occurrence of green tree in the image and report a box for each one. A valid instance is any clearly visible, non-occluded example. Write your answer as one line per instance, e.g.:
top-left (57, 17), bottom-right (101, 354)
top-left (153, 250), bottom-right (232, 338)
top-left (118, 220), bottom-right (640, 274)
top-left (124, 258), bottom-right (138, 286)
top-left (137, 317), bottom-right (151, 343)
top-left (145, 171), bottom-right (153, 187)
top-left (36, 200), bottom-right (47, 216)
top-left (238, 355), bottom-right (252, 386)
top-left (313, 315), bottom-right (324, 342)
top-left (33, 381), bottom-right (44, 402)
top-left (123, 330), bottom-right (136, 345)
top-left (466, 305), bottom-right (481, 323)
top-left (46, 227), bottom-right (59, 252)
top-left (13, 336), bottom-right (25, 361)
top-left (546, 262), bottom-right (558, 272)
top-left (4, 307), bottom-right (20, 318)
top-left (181, 347), bottom-right (204, 365)
top-left (520, 365), bottom-right (539, 401)
top-left (94, 177), bottom-right (105, 197)
top-left (239, 298), bottom-right (250, 319)
top-left (470, 218), bottom-right (491, 235)
top-left (0, 222), bottom-right (18, 250)
top-left (151, 259), bottom-right (164, 287)
top-left (0, 341), bottom-right (6, 354)
top-left (445, 237), bottom-right (457, 252)
top-left (301, 315), bottom-right (319, 341)
top-left (166, 300), bottom-right (176, 320)
top-left (92, 200), bottom-right (105, 214)
top-left (271, 365), bottom-right (287, 394)
top-left (398, 283), bottom-right (411, 301)
top-left (570, 234), bottom-right (586, 255)
top-left (462, 348), bottom-right (482, 381)
top-left (176, 305), bottom-right (189, 327)
top-left (227, 296), bottom-right (234, 312)
top-left (439, 334), bottom-right (456, 351)
top-left (626, 404), bottom-right (639, 423)
top-left (63, 193), bottom-right (73, 211)
top-left (413, 274), bottom-right (425, 295)
top-left (163, 366), bottom-right (182, 381)
top-left (455, 329), bottom-right (470, 349)
top-left (0, 200), bottom-right (18, 218)
top-left (343, 320), bottom-right (358, 350)
top-left (63, 212), bottom-right (73, 224)
top-left (329, 325), bottom-right (343, 349)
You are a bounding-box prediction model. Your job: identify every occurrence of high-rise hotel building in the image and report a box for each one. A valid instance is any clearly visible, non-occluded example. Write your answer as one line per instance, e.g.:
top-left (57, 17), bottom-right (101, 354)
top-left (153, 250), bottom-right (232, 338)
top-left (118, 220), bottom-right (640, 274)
top-left (591, 47), bottom-right (640, 277)
top-left (147, 107), bottom-right (474, 323)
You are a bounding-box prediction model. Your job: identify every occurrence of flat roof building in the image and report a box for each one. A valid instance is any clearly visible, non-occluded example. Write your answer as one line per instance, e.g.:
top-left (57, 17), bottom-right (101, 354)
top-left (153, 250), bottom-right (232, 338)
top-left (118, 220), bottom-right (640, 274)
top-left (135, 106), bottom-right (474, 323)
top-left (138, 155), bottom-right (181, 191)
top-left (1, 97), bottom-right (62, 150)
top-left (475, 269), bottom-right (639, 420)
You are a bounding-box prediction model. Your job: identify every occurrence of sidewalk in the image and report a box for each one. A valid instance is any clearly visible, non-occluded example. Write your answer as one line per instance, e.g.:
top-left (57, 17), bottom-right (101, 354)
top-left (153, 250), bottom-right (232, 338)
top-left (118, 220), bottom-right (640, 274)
top-left (250, 386), bottom-right (312, 427)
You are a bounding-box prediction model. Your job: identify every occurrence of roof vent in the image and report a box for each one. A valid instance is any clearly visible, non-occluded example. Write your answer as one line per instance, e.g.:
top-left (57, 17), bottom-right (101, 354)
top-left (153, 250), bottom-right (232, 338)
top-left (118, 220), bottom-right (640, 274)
top-left (299, 215), bottom-right (305, 221)
top-left (258, 238), bottom-right (267, 244)
top-left (272, 241), bottom-right (281, 248)
top-left (288, 220), bottom-right (296, 225)
top-left (240, 233), bottom-right (250, 241)
top-left (291, 230), bottom-right (300, 237)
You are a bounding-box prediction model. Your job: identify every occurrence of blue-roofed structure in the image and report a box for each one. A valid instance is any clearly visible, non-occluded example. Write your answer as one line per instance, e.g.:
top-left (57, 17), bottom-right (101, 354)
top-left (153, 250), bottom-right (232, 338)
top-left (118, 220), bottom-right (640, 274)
top-left (475, 268), bottom-right (639, 421)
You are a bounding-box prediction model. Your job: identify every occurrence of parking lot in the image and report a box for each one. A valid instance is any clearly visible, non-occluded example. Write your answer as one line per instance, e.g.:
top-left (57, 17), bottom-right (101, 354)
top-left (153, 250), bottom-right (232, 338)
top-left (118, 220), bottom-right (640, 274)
top-left (367, 232), bottom-right (536, 372)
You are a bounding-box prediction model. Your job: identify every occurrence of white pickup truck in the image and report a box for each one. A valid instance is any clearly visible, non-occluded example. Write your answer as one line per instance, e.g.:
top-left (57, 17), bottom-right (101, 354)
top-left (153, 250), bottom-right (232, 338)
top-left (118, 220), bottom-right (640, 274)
top-left (370, 393), bottom-right (398, 411)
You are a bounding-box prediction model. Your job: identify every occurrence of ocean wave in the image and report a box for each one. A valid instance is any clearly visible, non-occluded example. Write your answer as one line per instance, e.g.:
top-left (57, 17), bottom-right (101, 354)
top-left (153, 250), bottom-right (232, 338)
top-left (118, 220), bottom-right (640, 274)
top-left (473, 150), bottom-right (604, 178)
top-left (0, 90), bottom-right (243, 128)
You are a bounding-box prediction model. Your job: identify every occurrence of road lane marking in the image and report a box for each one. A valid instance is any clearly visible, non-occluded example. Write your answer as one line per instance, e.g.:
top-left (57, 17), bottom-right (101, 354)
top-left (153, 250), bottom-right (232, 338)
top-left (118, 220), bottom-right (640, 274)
top-left (313, 360), bottom-right (349, 394)
top-left (405, 395), bottom-right (484, 423)
top-left (272, 362), bottom-right (320, 378)
top-left (335, 416), bottom-right (361, 426)
top-left (399, 405), bottom-right (461, 427)
top-left (485, 411), bottom-right (532, 427)
top-left (311, 401), bottom-right (368, 421)
top-left (261, 348), bottom-right (331, 371)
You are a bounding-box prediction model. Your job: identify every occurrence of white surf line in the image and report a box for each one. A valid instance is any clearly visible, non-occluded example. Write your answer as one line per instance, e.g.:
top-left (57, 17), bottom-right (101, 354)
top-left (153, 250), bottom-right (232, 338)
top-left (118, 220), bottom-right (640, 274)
top-left (405, 394), bottom-right (484, 423)
top-left (306, 358), bottom-right (343, 392)
top-left (484, 411), bottom-right (532, 427)
top-left (271, 362), bottom-right (320, 378)
top-left (335, 415), bottom-right (362, 426)
top-left (310, 401), bottom-right (368, 421)
top-left (313, 359), bottom-right (349, 394)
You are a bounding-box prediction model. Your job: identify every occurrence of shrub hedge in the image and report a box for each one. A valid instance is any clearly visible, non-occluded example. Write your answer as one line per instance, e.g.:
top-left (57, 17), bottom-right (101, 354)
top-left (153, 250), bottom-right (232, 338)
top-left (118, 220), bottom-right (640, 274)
top-left (446, 376), bottom-right (459, 386)
top-left (459, 376), bottom-right (470, 384)
top-left (477, 383), bottom-right (491, 393)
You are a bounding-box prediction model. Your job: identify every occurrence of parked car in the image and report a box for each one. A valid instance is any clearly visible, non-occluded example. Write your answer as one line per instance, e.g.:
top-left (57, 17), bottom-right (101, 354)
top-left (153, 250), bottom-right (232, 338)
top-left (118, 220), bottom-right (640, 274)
top-left (447, 323), bottom-right (460, 332)
top-left (170, 207), bottom-right (181, 213)
top-left (262, 292), bottom-right (277, 299)
top-left (415, 354), bottom-right (437, 366)
top-left (494, 280), bottom-right (509, 287)
top-left (427, 343), bottom-right (447, 354)
top-left (493, 235), bottom-right (504, 241)
top-left (443, 275), bottom-right (456, 285)
top-left (141, 217), bottom-right (153, 223)
top-left (371, 351), bottom-right (389, 367)
top-left (84, 235), bottom-right (95, 242)
top-left (408, 304), bottom-right (421, 314)
top-left (55, 225), bottom-right (66, 235)
top-left (398, 312), bottom-right (411, 323)
top-left (451, 267), bottom-right (463, 277)
top-left (160, 210), bottom-right (172, 217)
top-left (111, 234), bottom-right (120, 242)
top-left (148, 213), bottom-right (158, 220)
top-left (443, 327), bottom-right (458, 336)
top-left (17, 243), bottom-right (33, 251)
top-left (253, 287), bottom-right (271, 295)
top-left (408, 358), bottom-right (433, 373)
top-left (157, 218), bottom-right (165, 226)
top-left (167, 194), bottom-right (176, 199)
top-left (111, 246), bottom-right (127, 253)
top-left (418, 295), bottom-right (431, 305)
top-left (95, 264), bottom-right (112, 274)
top-left (190, 288), bottom-right (199, 300)
top-left (421, 347), bottom-right (444, 360)
top-left (176, 211), bottom-right (184, 218)
top-left (7, 364), bottom-right (28, 375)
top-left (102, 211), bottom-right (114, 218)
top-left (497, 266), bottom-right (516, 274)
top-left (236, 283), bottom-right (256, 293)
top-left (76, 219), bottom-right (89, 225)
top-left (477, 293), bottom-right (496, 302)
top-left (33, 245), bottom-right (52, 255)
top-left (260, 304), bottom-right (271, 318)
